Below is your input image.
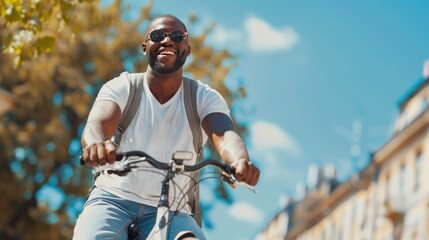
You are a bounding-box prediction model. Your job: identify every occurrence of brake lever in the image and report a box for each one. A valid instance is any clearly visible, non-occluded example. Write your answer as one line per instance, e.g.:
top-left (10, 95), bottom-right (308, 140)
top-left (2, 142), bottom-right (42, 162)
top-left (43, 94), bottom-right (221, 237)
top-left (221, 173), bottom-right (256, 194)
top-left (233, 181), bottom-right (256, 194)
top-left (93, 156), bottom-right (147, 175)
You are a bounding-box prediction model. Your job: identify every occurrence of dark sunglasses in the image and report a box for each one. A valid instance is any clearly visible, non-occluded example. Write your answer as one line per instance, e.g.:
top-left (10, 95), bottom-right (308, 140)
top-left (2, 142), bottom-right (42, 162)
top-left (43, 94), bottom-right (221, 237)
top-left (146, 29), bottom-right (188, 43)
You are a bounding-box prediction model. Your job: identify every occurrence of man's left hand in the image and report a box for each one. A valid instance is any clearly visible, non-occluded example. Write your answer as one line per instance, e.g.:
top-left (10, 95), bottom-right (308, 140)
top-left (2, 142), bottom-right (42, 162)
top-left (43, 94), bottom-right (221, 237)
top-left (231, 159), bottom-right (260, 186)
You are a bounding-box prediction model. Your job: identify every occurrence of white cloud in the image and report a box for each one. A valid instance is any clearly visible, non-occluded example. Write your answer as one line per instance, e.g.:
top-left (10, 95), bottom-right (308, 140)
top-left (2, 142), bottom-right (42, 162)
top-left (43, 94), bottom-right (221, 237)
top-left (250, 121), bottom-right (301, 157)
top-left (249, 121), bottom-right (305, 183)
top-left (245, 16), bottom-right (299, 52)
top-left (212, 25), bottom-right (241, 46)
top-left (228, 201), bottom-right (263, 224)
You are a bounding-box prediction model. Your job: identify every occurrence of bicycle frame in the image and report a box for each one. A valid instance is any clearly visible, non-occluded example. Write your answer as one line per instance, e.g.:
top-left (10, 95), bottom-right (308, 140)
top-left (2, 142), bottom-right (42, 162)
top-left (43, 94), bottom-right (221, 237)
top-left (147, 168), bottom-right (176, 239)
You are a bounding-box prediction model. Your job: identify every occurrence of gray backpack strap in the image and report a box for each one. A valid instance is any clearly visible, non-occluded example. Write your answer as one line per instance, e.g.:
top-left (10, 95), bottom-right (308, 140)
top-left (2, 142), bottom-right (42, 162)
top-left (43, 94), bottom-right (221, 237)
top-left (183, 77), bottom-right (203, 227)
top-left (183, 77), bottom-right (203, 159)
top-left (111, 73), bottom-right (144, 147)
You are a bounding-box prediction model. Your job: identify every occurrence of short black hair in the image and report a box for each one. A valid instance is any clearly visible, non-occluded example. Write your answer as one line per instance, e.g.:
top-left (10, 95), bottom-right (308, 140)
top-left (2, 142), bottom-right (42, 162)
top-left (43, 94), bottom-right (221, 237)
top-left (146, 14), bottom-right (188, 33)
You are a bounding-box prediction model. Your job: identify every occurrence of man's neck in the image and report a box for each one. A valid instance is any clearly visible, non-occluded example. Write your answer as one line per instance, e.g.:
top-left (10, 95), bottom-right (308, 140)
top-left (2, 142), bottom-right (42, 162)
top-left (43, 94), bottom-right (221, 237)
top-left (145, 69), bottom-right (183, 104)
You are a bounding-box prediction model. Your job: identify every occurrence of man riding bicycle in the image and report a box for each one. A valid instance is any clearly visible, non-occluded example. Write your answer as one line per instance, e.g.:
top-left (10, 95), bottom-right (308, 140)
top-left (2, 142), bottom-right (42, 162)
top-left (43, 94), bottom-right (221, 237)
top-left (74, 14), bottom-right (260, 240)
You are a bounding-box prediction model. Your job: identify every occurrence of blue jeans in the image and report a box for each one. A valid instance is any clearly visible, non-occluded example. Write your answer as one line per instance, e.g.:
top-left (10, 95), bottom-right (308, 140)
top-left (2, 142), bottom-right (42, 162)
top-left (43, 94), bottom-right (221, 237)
top-left (73, 187), bottom-right (205, 240)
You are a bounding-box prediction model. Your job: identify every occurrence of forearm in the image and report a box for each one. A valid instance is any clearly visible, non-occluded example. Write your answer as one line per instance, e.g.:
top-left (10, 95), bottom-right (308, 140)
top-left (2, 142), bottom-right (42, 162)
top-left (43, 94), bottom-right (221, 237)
top-left (216, 130), bottom-right (259, 185)
top-left (217, 131), bottom-right (250, 165)
top-left (81, 100), bottom-right (121, 149)
top-left (81, 122), bottom-right (111, 149)
top-left (202, 112), bottom-right (259, 185)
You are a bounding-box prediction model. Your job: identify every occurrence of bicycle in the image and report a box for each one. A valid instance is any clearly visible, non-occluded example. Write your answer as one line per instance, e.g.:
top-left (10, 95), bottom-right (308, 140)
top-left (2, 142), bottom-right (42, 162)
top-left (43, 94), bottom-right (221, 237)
top-left (81, 150), bottom-right (255, 240)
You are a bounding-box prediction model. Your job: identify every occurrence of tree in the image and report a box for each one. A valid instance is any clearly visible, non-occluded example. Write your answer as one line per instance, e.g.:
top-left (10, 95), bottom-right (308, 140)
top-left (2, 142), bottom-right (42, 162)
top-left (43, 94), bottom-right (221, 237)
top-left (0, 0), bottom-right (247, 239)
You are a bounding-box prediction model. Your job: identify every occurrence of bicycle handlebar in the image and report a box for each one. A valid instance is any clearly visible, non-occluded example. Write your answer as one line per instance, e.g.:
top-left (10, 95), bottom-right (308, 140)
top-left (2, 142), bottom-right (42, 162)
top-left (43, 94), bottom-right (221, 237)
top-left (80, 150), bottom-right (255, 193)
top-left (115, 151), bottom-right (236, 175)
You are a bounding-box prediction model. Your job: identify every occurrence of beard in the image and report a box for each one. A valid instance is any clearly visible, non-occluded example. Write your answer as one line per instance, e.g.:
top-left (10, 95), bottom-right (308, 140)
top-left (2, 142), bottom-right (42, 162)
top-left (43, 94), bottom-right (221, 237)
top-left (149, 51), bottom-right (187, 74)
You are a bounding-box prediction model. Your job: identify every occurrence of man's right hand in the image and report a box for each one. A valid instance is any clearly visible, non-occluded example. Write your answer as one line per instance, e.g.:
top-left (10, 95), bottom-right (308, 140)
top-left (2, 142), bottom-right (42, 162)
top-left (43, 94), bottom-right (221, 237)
top-left (81, 140), bottom-right (117, 167)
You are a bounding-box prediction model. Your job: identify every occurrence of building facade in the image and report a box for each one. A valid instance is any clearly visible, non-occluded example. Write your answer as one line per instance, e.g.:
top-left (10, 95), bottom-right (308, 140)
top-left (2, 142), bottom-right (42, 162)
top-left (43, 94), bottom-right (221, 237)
top-left (257, 61), bottom-right (429, 240)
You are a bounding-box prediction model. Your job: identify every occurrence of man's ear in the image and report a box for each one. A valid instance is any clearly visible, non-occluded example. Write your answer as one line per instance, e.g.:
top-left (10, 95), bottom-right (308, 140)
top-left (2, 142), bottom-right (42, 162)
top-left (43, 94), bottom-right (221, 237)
top-left (141, 43), bottom-right (147, 55)
top-left (186, 43), bottom-right (191, 57)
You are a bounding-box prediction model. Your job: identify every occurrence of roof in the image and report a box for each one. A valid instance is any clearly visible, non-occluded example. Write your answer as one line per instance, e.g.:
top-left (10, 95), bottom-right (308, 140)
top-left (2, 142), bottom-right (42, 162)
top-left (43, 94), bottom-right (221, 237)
top-left (397, 77), bottom-right (429, 111)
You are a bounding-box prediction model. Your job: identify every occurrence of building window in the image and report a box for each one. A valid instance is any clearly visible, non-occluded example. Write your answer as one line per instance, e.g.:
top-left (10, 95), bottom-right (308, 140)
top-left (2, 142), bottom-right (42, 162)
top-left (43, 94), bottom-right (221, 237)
top-left (420, 98), bottom-right (428, 115)
top-left (400, 163), bottom-right (406, 199)
top-left (361, 197), bottom-right (369, 229)
top-left (415, 151), bottom-right (423, 190)
top-left (411, 229), bottom-right (418, 240)
top-left (426, 202), bottom-right (429, 238)
top-left (397, 113), bottom-right (407, 132)
top-left (336, 226), bottom-right (342, 240)
top-left (384, 173), bottom-right (390, 203)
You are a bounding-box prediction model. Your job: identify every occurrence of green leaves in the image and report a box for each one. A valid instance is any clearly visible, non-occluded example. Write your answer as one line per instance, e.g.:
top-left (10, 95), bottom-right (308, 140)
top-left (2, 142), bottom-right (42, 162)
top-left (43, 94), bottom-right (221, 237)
top-left (3, 3), bottom-right (22, 22)
top-left (1, 0), bottom-right (87, 67)
top-left (35, 36), bottom-right (56, 53)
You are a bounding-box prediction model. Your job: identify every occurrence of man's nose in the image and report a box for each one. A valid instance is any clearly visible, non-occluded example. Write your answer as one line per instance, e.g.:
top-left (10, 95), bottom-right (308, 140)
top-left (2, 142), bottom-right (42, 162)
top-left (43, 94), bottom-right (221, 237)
top-left (160, 35), bottom-right (174, 45)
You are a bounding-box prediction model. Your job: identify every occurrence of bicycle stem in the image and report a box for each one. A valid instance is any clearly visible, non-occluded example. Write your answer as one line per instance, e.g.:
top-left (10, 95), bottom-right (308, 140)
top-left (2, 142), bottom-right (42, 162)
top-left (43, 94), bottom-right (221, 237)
top-left (159, 171), bottom-right (175, 208)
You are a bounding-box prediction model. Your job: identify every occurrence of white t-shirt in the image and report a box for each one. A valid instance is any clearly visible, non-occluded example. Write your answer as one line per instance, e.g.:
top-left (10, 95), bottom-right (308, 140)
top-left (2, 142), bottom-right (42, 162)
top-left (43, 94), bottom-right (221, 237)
top-left (93, 72), bottom-right (230, 213)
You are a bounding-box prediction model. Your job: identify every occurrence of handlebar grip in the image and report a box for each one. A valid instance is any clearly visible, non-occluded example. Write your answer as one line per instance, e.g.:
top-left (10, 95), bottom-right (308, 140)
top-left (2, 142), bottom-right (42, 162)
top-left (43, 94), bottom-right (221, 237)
top-left (79, 152), bottom-right (127, 166)
top-left (224, 164), bottom-right (236, 176)
top-left (116, 152), bottom-right (125, 161)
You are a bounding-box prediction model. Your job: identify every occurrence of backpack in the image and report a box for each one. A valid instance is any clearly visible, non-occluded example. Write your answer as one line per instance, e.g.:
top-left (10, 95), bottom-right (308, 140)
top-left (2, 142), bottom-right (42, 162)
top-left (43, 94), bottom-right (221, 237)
top-left (110, 72), bottom-right (204, 227)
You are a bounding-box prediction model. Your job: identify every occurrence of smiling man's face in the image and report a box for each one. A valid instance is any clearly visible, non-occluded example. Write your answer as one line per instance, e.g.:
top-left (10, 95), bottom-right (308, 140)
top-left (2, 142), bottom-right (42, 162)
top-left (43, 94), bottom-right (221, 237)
top-left (142, 16), bottom-right (190, 74)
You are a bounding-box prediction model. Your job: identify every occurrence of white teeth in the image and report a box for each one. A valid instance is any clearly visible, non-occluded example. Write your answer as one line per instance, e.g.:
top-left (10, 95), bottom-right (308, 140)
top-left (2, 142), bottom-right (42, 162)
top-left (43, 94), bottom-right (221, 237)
top-left (160, 51), bottom-right (175, 55)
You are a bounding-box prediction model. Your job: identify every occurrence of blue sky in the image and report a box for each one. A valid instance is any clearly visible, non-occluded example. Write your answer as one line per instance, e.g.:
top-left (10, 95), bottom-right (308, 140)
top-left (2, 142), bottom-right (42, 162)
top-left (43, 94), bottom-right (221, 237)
top-left (115, 1), bottom-right (429, 239)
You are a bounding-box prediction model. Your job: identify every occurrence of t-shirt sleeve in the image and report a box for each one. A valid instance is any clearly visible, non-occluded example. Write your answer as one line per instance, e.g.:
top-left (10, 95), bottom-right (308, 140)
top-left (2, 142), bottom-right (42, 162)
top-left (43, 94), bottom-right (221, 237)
top-left (198, 82), bottom-right (231, 120)
top-left (94, 72), bottom-right (130, 113)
